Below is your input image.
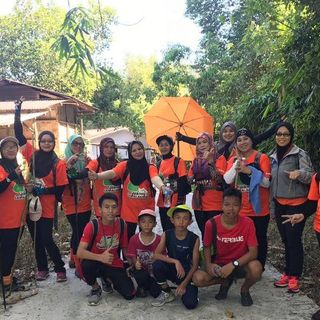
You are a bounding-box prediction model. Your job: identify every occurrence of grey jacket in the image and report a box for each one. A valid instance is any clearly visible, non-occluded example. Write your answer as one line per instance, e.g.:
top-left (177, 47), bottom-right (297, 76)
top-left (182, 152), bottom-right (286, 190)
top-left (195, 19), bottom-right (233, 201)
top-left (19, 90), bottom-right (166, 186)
top-left (270, 144), bottom-right (314, 199)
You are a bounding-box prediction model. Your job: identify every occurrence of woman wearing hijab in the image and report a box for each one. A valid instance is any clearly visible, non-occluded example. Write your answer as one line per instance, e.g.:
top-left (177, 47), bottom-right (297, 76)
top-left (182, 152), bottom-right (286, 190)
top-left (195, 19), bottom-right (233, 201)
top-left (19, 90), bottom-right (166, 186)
top-left (62, 134), bottom-right (91, 269)
top-left (0, 136), bottom-right (27, 292)
top-left (224, 128), bottom-right (271, 269)
top-left (88, 141), bottom-right (166, 239)
top-left (176, 120), bottom-right (279, 160)
top-left (86, 137), bottom-right (122, 216)
top-left (188, 132), bottom-right (227, 237)
top-left (14, 102), bottom-right (68, 282)
top-left (156, 135), bottom-right (189, 231)
top-left (270, 122), bottom-right (314, 293)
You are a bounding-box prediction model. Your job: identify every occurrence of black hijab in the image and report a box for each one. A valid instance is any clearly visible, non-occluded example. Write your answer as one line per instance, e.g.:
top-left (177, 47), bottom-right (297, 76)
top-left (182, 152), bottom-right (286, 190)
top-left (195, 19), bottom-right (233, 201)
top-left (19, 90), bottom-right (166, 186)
top-left (156, 135), bottom-right (174, 160)
top-left (127, 141), bottom-right (150, 185)
top-left (275, 122), bottom-right (294, 163)
top-left (30, 131), bottom-right (58, 179)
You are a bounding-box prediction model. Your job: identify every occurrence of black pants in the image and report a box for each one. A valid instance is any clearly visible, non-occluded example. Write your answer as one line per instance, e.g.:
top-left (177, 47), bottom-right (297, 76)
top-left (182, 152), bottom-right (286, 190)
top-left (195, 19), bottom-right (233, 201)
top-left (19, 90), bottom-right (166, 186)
top-left (27, 216), bottom-right (65, 273)
top-left (249, 215), bottom-right (270, 268)
top-left (153, 260), bottom-right (198, 310)
top-left (274, 200), bottom-right (306, 277)
top-left (132, 269), bottom-right (161, 297)
top-left (126, 222), bottom-right (138, 240)
top-left (159, 207), bottom-right (174, 232)
top-left (82, 260), bottom-right (134, 300)
top-left (194, 210), bottom-right (221, 239)
top-left (0, 227), bottom-right (20, 277)
top-left (316, 231), bottom-right (320, 247)
top-left (66, 211), bottom-right (91, 253)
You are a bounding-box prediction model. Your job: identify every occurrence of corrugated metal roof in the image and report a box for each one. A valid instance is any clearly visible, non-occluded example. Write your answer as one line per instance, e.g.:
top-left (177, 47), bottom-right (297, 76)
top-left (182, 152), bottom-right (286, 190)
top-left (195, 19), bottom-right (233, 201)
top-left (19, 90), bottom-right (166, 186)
top-left (0, 111), bottom-right (48, 126)
top-left (0, 100), bottom-right (65, 112)
top-left (84, 127), bottom-right (130, 139)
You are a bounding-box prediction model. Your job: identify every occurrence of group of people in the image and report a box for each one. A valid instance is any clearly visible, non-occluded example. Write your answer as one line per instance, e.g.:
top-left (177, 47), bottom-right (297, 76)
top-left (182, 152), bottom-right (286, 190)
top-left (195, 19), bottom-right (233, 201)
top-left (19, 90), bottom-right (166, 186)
top-left (0, 100), bottom-right (320, 318)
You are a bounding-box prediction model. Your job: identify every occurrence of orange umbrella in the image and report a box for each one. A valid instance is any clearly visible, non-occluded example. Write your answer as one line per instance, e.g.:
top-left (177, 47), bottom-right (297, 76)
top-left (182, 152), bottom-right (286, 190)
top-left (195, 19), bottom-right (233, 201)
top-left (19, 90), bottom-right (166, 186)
top-left (144, 97), bottom-right (214, 161)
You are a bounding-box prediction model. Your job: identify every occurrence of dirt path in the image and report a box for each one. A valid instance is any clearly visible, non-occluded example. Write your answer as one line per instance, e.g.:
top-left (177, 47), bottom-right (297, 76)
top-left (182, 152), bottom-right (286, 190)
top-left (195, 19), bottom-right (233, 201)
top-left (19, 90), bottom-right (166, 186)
top-left (2, 195), bottom-right (319, 319)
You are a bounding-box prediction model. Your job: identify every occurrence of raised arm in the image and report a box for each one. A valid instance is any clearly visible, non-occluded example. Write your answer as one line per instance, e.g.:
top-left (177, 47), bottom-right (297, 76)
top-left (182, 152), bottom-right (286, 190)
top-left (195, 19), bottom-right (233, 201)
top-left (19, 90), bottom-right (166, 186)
top-left (14, 98), bottom-right (27, 147)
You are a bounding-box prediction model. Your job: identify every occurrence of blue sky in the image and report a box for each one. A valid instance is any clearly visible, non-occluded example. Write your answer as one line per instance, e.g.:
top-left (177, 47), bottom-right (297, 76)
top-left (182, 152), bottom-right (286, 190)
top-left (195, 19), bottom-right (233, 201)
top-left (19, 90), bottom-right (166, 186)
top-left (0, 0), bottom-right (202, 70)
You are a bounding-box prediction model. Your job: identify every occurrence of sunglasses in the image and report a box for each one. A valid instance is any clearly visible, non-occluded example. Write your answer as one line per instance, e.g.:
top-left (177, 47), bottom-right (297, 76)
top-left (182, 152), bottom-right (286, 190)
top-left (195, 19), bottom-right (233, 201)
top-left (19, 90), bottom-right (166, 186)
top-left (72, 141), bottom-right (85, 147)
top-left (276, 133), bottom-right (291, 137)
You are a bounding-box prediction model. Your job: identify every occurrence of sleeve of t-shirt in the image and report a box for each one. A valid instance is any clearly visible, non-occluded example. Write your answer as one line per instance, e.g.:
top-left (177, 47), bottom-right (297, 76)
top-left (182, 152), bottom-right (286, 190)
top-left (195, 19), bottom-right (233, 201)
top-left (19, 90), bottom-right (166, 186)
top-left (80, 221), bottom-right (94, 244)
top-left (127, 235), bottom-right (137, 258)
top-left (56, 160), bottom-right (68, 186)
top-left (308, 175), bottom-right (319, 201)
top-left (112, 161), bottom-right (127, 180)
top-left (149, 164), bottom-right (158, 179)
top-left (188, 161), bottom-right (194, 177)
top-left (246, 219), bottom-right (258, 247)
top-left (86, 159), bottom-right (98, 172)
top-left (21, 142), bottom-right (34, 164)
top-left (226, 156), bottom-right (236, 171)
top-left (216, 155), bottom-right (227, 175)
top-left (259, 153), bottom-right (271, 179)
top-left (120, 221), bottom-right (128, 249)
top-left (178, 158), bottom-right (187, 177)
top-left (203, 219), bottom-right (213, 247)
top-left (0, 166), bottom-right (9, 181)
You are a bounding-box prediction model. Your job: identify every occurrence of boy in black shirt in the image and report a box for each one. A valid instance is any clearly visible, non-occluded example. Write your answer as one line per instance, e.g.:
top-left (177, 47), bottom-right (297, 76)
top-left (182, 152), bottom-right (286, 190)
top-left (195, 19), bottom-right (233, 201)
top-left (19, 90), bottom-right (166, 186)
top-left (152, 204), bottom-right (200, 309)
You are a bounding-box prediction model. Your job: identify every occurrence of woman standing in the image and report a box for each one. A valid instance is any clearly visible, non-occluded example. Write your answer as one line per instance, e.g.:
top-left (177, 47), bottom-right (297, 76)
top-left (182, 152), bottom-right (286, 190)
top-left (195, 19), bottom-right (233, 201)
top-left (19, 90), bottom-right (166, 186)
top-left (189, 132), bottom-right (227, 238)
top-left (156, 135), bottom-right (189, 231)
top-left (14, 103), bottom-right (68, 282)
top-left (62, 134), bottom-right (92, 269)
top-left (89, 141), bottom-right (166, 239)
top-left (86, 137), bottom-right (122, 217)
top-left (224, 128), bottom-right (271, 269)
top-left (270, 122), bottom-right (313, 293)
top-left (0, 136), bottom-right (26, 291)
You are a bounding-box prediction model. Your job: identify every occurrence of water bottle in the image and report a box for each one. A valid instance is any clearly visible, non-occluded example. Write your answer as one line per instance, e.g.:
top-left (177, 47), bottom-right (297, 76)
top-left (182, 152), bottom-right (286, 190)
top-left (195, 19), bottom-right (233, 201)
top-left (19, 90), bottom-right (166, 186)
top-left (163, 183), bottom-right (173, 208)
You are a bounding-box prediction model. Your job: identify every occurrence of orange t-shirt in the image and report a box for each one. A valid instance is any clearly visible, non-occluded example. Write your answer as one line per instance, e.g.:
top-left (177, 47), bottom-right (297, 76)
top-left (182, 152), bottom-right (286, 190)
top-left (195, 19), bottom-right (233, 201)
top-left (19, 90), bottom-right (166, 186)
top-left (86, 159), bottom-right (122, 217)
top-left (226, 151), bottom-right (270, 217)
top-left (188, 155), bottom-right (227, 211)
top-left (0, 166), bottom-right (27, 229)
top-left (21, 143), bottom-right (68, 219)
top-left (62, 159), bottom-right (91, 215)
top-left (308, 175), bottom-right (320, 232)
top-left (157, 156), bottom-right (186, 208)
top-left (113, 161), bottom-right (158, 223)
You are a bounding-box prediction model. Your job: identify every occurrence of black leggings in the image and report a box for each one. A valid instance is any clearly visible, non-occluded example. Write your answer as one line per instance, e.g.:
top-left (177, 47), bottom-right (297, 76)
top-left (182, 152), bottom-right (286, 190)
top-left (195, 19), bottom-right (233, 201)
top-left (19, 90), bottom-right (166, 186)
top-left (316, 231), bottom-right (320, 247)
top-left (274, 200), bottom-right (306, 277)
top-left (27, 216), bottom-right (65, 273)
top-left (194, 210), bottom-right (221, 239)
top-left (0, 227), bottom-right (20, 277)
top-left (159, 207), bottom-right (174, 232)
top-left (249, 215), bottom-right (270, 268)
top-left (66, 211), bottom-right (91, 254)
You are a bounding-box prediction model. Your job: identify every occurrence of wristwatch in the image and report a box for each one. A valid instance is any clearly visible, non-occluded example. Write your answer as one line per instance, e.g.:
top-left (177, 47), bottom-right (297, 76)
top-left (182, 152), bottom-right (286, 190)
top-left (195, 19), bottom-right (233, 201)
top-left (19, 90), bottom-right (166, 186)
top-left (232, 260), bottom-right (240, 268)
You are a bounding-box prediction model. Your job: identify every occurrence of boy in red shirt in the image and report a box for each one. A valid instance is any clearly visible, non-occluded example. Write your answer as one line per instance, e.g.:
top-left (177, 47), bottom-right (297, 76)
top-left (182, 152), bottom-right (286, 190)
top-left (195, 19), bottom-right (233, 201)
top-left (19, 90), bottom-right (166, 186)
top-left (127, 209), bottom-right (162, 297)
top-left (192, 188), bottom-right (262, 306)
top-left (77, 193), bottom-right (135, 306)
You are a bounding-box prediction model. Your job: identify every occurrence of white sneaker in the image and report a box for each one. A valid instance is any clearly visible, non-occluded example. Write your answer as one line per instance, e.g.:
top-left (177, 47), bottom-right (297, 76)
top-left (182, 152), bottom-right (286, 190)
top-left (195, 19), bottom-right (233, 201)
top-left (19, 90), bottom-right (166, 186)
top-left (152, 290), bottom-right (175, 307)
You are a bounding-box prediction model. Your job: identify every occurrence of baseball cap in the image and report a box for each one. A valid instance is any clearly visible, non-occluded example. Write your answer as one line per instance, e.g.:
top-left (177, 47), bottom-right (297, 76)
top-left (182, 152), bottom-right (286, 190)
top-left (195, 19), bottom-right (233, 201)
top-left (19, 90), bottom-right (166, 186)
top-left (167, 204), bottom-right (193, 218)
top-left (138, 209), bottom-right (156, 219)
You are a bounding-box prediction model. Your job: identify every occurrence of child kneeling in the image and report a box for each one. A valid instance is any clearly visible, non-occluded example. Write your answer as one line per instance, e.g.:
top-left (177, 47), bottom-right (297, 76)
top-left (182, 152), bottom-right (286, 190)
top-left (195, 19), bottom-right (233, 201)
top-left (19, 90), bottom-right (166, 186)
top-left (152, 205), bottom-right (199, 309)
top-left (127, 209), bottom-right (162, 297)
top-left (192, 188), bottom-right (262, 307)
top-left (77, 193), bottom-right (135, 306)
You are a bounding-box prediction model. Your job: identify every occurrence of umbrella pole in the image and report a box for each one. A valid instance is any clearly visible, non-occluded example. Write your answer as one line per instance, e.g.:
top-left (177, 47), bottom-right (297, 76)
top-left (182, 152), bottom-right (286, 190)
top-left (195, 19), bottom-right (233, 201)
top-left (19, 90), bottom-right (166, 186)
top-left (177, 140), bottom-right (180, 157)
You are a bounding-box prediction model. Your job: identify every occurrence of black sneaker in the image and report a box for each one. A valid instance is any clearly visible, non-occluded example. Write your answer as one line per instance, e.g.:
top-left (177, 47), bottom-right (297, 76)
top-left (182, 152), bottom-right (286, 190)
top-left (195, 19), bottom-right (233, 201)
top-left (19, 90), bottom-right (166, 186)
top-left (100, 278), bottom-right (113, 294)
top-left (241, 291), bottom-right (253, 306)
top-left (88, 287), bottom-right (102, 306)
top-left (215, 279), bottom-right (233, 300)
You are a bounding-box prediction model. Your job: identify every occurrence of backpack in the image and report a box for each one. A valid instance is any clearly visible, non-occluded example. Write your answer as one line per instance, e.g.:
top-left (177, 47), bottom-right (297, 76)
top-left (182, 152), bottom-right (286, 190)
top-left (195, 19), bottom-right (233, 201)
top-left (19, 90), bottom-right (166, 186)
top-left (76, 217), bottom-right (125, 282)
